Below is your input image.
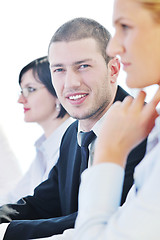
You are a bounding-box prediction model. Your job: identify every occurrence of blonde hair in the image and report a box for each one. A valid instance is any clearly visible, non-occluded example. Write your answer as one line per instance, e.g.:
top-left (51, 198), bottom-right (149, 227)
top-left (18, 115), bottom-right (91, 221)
top-left (138, 0), bottom-right (160, 23)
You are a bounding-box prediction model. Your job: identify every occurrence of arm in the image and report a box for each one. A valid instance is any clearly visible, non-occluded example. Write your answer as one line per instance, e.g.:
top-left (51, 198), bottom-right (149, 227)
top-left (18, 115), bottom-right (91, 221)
top-left (3, 212), bottom-right (77, 240)
top-left (74, 157), bottom-right (160, 240)
top-left (0, 121), bottom-right (80, 240)
top-left (30, 229), bottom-right (75, 240)
top-left (0, 160), bottom-right (40, 205)
top-left (74, 88), bottom-right (160, 240)
top-left (0, 165), bottom-right (77, 240)
top-left (0, 166), bottom-right (61, 222)
top-left (94, 89), bottom-right (160, 167)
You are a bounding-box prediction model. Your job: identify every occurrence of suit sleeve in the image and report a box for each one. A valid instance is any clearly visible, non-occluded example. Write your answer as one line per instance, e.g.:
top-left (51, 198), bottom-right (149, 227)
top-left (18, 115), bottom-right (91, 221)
top-left (3, 212), bottom-right (77, 240)
top-left (0, 166), bottom-right (77, 240)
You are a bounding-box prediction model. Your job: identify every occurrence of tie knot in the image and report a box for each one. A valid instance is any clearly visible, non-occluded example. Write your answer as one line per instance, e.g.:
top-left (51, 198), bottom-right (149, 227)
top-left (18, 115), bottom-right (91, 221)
top-left (81, 131), bottom-right (96, 148)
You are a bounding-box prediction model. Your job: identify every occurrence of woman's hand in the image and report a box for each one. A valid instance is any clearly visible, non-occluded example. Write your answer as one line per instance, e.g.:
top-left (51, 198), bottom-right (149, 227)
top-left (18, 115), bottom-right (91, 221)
top-left (93, 87), bottom-right (160, 168)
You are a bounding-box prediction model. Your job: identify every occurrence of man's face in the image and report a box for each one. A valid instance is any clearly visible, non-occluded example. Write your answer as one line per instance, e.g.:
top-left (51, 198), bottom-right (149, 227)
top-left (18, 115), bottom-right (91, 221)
top-left (49, 38), bottom-right (116, 123)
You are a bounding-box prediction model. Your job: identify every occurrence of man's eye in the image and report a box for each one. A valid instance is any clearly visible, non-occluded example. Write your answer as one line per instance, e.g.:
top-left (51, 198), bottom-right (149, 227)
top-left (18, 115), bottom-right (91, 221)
top-left (28, 87), bottom-right (36, 92)
top-left (79, 64), bottom-right (89, 69)
top-left (54, 68), bottom-right (64, 73)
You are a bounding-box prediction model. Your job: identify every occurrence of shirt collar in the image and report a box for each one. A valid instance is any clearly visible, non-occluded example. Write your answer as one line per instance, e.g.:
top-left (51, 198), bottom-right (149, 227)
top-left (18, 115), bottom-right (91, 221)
top-left (77, 111), bottom-right (108, 146)
top-left (35, 117), bottom-right (74, 159)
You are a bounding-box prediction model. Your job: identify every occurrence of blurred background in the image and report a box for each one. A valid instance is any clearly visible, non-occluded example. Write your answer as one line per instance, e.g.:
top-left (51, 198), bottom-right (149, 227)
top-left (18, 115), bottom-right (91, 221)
top-left (0, 0), bottom-right (158, 173)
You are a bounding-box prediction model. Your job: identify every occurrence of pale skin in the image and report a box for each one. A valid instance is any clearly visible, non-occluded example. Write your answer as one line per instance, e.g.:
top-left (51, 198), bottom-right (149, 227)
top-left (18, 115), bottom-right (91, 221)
top-left (49, 38), bottom-right (120, 132)
top-left (107, 0), bottom-right (160, 89)
top-left (94, 89), bottom-right (160, 167)
top-left (18, 69), bottom-right (69, 138)
top-left (93, 0), bottom-right (160, 168)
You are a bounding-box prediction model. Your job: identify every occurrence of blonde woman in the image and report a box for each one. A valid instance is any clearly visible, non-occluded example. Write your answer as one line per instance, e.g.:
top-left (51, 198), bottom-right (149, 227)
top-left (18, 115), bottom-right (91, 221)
top-left (74, 1), bottom-right (160, 240)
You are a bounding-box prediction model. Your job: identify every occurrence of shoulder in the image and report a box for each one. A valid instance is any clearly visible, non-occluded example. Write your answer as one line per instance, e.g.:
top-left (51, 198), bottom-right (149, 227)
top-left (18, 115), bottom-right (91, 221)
top-left (60, 120), bottom-right (78, 146)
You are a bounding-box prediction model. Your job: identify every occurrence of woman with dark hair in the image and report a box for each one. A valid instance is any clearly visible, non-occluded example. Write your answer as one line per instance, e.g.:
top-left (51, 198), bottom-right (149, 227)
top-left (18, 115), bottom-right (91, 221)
top-left (0, 56), bottom-right (73, 204)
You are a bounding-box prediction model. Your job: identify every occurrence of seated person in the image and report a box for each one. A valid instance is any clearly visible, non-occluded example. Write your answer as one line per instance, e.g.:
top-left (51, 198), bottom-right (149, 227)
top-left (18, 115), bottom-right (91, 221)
top-left (0, 18), bottom-right (148, 240)
top-left (0, 57), bottom-right (73, 205)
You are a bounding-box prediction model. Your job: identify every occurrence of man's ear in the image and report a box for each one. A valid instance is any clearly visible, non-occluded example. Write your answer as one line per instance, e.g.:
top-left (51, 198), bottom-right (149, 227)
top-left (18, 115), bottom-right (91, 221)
top-left (108, 57), bottom-right (120, 83)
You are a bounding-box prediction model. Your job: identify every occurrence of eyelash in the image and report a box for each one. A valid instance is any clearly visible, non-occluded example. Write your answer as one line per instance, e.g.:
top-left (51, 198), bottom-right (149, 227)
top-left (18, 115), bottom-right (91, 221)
top-left (79, 64), bottom-right (89, 69)
top-left (27, 87), bottom-right (36, 92)
top-left (121, 24), bottom-right (130, 31)
top-left (53, 68), bottom-right (64, 73)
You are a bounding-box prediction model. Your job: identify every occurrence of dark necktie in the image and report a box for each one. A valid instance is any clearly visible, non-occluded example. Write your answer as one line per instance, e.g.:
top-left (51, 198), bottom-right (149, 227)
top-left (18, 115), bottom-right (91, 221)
top-left (80, 131), bottom-right (96, 173)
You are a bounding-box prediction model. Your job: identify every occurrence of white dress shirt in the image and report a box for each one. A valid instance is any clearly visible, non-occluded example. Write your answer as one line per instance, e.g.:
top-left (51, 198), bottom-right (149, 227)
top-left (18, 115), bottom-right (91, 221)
top-left (32, 116), bottom-right (160, 240)
top-left (0, 117), bottom-right (74, 205)
top-left (74, 116), bottom-right (160, 240)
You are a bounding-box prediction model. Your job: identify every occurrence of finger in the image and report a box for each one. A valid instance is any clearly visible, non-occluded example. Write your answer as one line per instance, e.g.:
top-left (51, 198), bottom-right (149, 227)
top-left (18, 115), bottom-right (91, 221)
top-left (130, 90), bottom-right (146, 112)
top-left (105, 100), bottom-right (121, 115)
top-left (150, 86), bottom-right (160, 107)
top-left (142, 107), bottom-right (159, 136)
top-left (121, 96), bottom-right (133, 111)
top-left (114, 101), bottom-right (121, 106)
top-left (142, 86), bottom-right (160, 118)
top-left (112, 101), bottom-right (122, 108)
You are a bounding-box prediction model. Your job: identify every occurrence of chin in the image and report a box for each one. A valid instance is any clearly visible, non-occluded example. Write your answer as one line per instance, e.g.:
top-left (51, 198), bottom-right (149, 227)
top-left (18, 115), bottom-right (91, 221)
top-left (125, 78), bottom-right (136, 89)
top-left (126, 76), bottom-right (145, 89)
top-left (70, 113), bottom-right (88, 120)
top-left (24, 118), bottom-right (32, 123)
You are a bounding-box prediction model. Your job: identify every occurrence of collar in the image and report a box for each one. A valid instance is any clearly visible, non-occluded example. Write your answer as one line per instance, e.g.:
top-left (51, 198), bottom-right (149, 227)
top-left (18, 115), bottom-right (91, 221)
top-left (35, 117), bottom-right (74, 159)
top-left (77, 111), bottom-right (108, 146)
top-left (77, 85), bottom-right (129, 146)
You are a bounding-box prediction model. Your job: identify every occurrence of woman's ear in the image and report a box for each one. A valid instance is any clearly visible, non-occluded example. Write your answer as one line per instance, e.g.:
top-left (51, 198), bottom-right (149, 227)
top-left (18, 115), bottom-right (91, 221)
top-left (108, 57), bottom-right (121, 83)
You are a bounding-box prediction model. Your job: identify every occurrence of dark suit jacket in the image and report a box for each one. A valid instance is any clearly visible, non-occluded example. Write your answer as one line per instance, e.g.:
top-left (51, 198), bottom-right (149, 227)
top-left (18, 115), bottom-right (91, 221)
top-left (1, 86), bottom-right (147, 240)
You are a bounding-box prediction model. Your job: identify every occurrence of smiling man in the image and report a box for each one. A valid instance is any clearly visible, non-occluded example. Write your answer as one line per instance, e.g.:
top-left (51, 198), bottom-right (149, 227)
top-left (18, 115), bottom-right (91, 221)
top-left (0, 18), bottom-right (147, 240)
top-left (49, 38), bottom-right (117, 130)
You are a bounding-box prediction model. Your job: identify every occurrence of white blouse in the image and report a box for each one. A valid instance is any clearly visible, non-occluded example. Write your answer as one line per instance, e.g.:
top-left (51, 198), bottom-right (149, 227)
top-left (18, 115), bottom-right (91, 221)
top-left (33, 116), bottom-right (160, 240)
top-left (0, 118), bottom-right (74, 205)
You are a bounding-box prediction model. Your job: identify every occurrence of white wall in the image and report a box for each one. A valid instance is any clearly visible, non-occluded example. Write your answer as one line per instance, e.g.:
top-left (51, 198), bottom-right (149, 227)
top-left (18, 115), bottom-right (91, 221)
top-left (0, 0), bottom-right (158, 173)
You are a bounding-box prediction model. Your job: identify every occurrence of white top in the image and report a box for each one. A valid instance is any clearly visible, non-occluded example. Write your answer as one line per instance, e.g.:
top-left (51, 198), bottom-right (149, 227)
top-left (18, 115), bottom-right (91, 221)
top-left (32, 116), bottom-right (160, 240)
top-left (74, 116), bottom-right (160, 240)
top-left (0, 117), bottom-right (74, 205)
top-left (0, 126), bottom-right (22, 196)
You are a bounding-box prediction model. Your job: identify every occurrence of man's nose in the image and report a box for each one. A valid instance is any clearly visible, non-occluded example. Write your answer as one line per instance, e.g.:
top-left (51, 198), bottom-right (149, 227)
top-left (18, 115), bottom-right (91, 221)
top-left (64, 69), bottom-right (81, 89)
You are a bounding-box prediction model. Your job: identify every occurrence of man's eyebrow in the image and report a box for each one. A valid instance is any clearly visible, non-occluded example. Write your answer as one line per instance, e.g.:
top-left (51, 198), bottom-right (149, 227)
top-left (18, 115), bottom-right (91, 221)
top-left (50, 59), bottom-right (93, 68)
top-left (73, 59), bottom-right (92, 66)
top-left (50, 63), bottom-right (63, 68)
